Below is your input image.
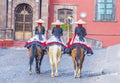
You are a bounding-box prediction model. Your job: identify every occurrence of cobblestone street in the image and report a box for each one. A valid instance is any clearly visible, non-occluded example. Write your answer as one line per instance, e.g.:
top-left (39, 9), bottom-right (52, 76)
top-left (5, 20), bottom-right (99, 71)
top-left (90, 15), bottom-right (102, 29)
top-left (0, 45), bottom-right (120, 83)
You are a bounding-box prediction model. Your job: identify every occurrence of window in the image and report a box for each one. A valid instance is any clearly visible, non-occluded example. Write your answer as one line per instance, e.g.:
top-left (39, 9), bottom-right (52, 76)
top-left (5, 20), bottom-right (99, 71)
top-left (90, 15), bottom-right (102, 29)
top-left (58, 9), bottom-right (73, 23)
top-left (95, 0), bottom-right (116, 21)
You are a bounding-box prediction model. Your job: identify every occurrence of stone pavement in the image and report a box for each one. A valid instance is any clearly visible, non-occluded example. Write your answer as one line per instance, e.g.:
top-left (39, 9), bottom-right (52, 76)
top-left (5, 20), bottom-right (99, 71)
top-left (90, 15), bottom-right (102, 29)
top-left (0, 44), bottom-right (120, 83)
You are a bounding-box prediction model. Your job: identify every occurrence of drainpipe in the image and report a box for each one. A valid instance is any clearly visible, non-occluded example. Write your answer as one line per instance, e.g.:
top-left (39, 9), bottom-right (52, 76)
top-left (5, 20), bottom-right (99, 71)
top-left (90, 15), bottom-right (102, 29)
top-left (6, 0), bottom-right (8, 28)
top-left (3, 0), bottom-right (9, 48)
top-left (39, 0), bottom-right (42, 18)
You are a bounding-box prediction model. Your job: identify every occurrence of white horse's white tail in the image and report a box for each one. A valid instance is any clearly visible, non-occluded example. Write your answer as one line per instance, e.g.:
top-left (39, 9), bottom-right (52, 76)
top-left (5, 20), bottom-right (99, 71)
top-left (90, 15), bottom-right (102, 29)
top-left (48, 45), bottom-right (62, 77)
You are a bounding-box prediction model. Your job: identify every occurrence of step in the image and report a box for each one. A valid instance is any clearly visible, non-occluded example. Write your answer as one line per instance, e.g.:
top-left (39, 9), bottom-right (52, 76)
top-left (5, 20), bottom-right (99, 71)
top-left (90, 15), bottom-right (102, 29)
top-left (12, 40), bottom-right (26, 48)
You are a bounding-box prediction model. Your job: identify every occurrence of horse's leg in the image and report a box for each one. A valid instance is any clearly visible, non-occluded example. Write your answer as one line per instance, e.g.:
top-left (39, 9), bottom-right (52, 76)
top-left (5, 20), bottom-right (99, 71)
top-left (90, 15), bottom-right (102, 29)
top-left (28, 48), bottom-right (32, 75)
top-left (77, 64), bottom-right (81, 78)
top-left (29, 60), bottom-right (32, 75)
top-left (55, 60), bottom-right (58, 77)
top-left (77, 49), bottom-right (85, 78)
top-left (29, 44), bottom-right (36, 75)
top-left (39, 51), bottom-right (44, 73)
top-left (73, 59), bottom-right (77, 78)
top-left (72, 49), bottom-right (77, 78)
top-left (76, 46), bottom-right (81, 78)
top-left (29, 56), bottom-right (34, 75)
top-left (48, 48), bottom-right (54, 77)
top-left (37, 47), bottom-right (41, 74)
top-left (55, 47), bottom-right (62, 77)
top-left (35, 56), bottom-right (40, 74)
top-left (57, 47), bottom-right (62, 63)
top-left (72, 57), bottom-right (77, 78)
top-left (50, 58), bottom-right (54, 77)
top-left (38, 53), bottom-right (44, 74)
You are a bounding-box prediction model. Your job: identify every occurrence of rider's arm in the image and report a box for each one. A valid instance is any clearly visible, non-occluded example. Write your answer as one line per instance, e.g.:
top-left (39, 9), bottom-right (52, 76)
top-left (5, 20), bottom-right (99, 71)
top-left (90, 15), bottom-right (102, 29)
top-left (52, 27), bottom-right (55, 34)
top-left (41, 26), bottom-right (45, 35)
top-left (82, 27), bottom-right (87, 37)
top-left (75, 27), bottom-right (79, 34)
top-left (35, 26), bottom-right (38, 34)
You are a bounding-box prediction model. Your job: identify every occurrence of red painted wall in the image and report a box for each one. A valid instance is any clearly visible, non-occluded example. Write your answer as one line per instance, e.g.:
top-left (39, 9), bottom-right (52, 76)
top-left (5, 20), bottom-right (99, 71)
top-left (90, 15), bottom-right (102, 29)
top-left (49, 0), bottom-right (120, 47)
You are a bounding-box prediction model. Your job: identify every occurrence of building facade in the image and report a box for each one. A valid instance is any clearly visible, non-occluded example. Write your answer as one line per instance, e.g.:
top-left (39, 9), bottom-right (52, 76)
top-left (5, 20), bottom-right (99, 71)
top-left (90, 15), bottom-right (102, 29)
top-left (0, 0), bottom-right (6, 29)
top-left (0, 0), bottom-right (120, 48)
top-left (0, 0), bottom-right (48, 40)
top-left (49, 0), bottom-right (120, 47)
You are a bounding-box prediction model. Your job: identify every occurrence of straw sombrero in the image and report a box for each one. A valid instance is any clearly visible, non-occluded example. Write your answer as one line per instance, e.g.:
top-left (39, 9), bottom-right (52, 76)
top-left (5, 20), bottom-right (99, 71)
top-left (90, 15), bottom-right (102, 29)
top-left (52, 20), bottom-right (64, 25)
top-left (35, 19), bottom-right (45, 23)
top-left (74, 19), bottom-right (86, 24)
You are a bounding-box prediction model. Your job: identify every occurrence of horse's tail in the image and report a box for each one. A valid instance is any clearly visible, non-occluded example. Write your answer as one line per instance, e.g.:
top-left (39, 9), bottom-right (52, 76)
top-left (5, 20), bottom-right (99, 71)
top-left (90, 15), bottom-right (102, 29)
top-left (30, 44), bottom-right (36, 65)
top-left (76, 46), bottom-right (81, 64)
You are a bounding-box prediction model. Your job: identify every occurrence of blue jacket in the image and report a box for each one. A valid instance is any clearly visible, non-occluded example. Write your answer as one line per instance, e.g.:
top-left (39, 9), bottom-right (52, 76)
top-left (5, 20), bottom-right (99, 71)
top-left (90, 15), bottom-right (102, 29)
top-left (52, 27), bottom-right (63, 41)
top-left (35, 26), bottom-right (45, 40)
top-left (52, 27), bottom-right (63, 37)
top-left (75, 26), bottom-right (87, 38)
top-left (35, 26), bottom-right (45, 35)
top-left (75, 26), bottom-right (87, 41)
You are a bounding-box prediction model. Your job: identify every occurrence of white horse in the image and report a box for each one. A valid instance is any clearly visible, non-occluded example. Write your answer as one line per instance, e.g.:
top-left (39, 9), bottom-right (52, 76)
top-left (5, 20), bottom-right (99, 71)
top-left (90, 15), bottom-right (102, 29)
top-left (47, 45), bottom-right (62, 77)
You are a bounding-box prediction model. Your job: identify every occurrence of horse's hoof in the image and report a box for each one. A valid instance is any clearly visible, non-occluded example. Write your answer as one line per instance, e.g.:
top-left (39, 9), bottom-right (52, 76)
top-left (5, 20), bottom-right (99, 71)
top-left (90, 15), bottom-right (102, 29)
top-left (77, 75), bottom-right (81, 78)
top-left (55, 73), bottom-right (58, 77)
top-left (74, 75), bottom-right (77, 78)
top-left (74, 76), bottom-right (77, 78)
top-left (51, 74), bottom-right (54, 78)
top-left (77, 74), bottom-right (81, 78)
top-left (29, 71), bottom-right (32, 75)
top-left (36, 71), bottom-right (40, 74)
top-left (74, 73), bottom-right (77, 78)
top-left (38, 71), bottom-right (40, 74)
top-left (36, 70), bottom-right (40, 74)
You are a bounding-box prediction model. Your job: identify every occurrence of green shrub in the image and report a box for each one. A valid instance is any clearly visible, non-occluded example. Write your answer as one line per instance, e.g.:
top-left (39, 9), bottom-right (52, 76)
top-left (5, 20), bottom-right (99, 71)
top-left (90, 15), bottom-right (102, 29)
top-left (51, 24), bottom-right (71, 31)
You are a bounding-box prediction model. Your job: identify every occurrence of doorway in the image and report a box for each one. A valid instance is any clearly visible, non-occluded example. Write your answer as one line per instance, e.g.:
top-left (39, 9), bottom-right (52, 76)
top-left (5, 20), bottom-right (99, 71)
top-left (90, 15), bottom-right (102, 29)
top-left (14, 3), bottom-right (33, 40)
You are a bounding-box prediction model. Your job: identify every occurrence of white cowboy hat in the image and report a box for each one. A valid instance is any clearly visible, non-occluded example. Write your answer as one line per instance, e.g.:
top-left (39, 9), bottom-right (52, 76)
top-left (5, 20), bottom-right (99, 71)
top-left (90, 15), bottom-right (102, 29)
top-left (52, 20), bottom-right (64, 25)
top-left (35, 19), bottom-right (45, 23)
top-left (74, 19), bottom-right (86, 24)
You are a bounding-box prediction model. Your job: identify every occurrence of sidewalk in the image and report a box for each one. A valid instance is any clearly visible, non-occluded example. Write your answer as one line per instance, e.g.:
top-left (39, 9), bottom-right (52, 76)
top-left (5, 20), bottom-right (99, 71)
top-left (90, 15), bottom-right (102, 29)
top-left (103, 44), bottom-right (120, 73)
top-left (96, 44), bottom-right (120, 83)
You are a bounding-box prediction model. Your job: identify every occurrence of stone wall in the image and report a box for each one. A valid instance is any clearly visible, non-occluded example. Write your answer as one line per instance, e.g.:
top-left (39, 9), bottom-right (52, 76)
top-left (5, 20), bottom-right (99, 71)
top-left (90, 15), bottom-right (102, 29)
top-left (0, 0), bottom-right (6, 29)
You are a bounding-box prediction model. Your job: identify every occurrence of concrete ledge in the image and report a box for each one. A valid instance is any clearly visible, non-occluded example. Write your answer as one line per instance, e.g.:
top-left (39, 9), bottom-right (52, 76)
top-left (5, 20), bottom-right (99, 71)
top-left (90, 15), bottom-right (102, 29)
top-left (0, 40), bottom-right (13, 48)
top-left (0, 40), bottom-right (3, 48)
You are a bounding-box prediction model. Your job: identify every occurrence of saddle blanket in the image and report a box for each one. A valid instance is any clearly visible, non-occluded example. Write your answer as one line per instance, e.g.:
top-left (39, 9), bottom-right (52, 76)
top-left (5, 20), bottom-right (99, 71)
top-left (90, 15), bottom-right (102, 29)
top-left (69, 35), bottom-right (90, 47)
top-left (25, 35), bottom-right (46, 48)
top-left (27, 34), bottom-right (46, 43)
top-left (46, 36), bottom-right (67, 48)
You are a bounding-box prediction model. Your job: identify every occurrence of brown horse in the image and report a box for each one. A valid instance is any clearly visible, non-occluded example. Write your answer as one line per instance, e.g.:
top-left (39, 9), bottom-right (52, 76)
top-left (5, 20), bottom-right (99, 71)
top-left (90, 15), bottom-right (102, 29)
top-left (28, 42), bottom-right (44, 75)
top-left (47, 45), bottom-right (62, 77)
top-left (71, 45), bottom-right (85, 78)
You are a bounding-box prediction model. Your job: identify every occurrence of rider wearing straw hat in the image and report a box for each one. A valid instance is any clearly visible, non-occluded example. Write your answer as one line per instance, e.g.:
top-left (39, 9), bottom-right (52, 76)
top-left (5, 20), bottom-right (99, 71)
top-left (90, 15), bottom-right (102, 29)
top-left (35, 19), bottom-right (45, 40)
top-left (67, 19), bottom-right (87, 46)
top-left (51, 20), bottom-right (64, 42)
top-left (24, 19), bottom-right (46, 49)
top-left (74, 19), bottom-right (87, 42)
top-left (65, 19), bottom-right (93, 55)
top-left (46, 20), bottom-right (66, 54)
